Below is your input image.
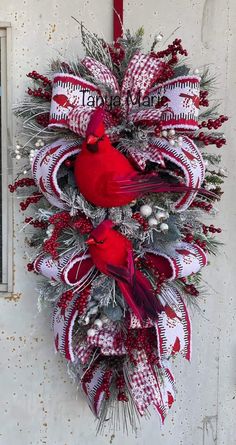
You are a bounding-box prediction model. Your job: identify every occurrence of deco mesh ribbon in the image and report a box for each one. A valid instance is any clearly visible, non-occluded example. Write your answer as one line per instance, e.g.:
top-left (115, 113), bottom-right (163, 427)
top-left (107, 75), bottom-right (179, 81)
top-left (11, 26), bottom-right (227, 432)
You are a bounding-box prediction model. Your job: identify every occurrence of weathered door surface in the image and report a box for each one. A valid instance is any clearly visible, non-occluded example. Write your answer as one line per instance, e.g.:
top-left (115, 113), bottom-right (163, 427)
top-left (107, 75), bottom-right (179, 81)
top-left (0, 1), bottom-right (235, 444)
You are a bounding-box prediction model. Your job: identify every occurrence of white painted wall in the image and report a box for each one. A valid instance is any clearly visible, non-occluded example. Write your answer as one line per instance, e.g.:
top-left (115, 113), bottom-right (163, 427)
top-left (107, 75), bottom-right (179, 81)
top-left (0, 1), bottom-right (235, 444)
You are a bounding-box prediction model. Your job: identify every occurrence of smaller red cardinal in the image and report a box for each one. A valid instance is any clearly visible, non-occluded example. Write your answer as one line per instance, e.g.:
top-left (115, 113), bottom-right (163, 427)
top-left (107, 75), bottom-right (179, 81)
top-left (86, 220), bottom-right (163, 320)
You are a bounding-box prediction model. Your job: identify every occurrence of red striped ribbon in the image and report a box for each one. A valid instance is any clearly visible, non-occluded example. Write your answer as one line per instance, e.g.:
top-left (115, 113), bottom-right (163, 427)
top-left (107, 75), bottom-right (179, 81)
top-left (113, 0), bottom-right (124, 41)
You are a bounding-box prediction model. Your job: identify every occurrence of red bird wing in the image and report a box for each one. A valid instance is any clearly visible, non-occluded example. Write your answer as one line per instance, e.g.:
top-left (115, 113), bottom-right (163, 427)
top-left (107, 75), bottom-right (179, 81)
top-left (106, 248), bottom-right (135, 286)
top-left (107, 249), bottom-right (163, 320)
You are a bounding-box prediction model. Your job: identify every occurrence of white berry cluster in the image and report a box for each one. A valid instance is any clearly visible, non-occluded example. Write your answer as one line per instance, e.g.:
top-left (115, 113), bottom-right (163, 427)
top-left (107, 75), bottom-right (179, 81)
top-left (140, 204), bottom-right (169, 232)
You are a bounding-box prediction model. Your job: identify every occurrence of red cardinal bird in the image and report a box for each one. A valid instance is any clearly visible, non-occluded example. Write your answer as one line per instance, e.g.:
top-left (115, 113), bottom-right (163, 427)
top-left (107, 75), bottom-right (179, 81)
top-left (74, 108), bottom-right (199, 208)
top-left (86, 219), bottom-right (163, 320)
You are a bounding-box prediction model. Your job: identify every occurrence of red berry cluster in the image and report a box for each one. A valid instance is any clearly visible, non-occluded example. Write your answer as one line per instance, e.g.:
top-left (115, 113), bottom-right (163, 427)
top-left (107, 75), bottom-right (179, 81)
top-left (116, 373), bottom-right (128, 402)
top-left (58, 290), bottom-right (74, 310)
top-left (155, 38), bottom-right (188, 64)
top-left (183, 232), bottom-right (207, 250)
top-left (82, 364), bottom-right (98, 385)
top-left (36, 113), bottom-right (50, 127)
top-left (106, 42), bottom-right (125, 65)
top-left (25, 216), bottom-right (47, 229)
top-left (144, 254), bottom-right (166, 293)
top-left (184, 233), bottom-right (194, 243)
top-left (132, 212), bottom-right (149, 231)
top-left (76, 286), bottom-right (91, 316)
top-left (154, 124), bottom-right (164, 137)
top-left (125, 329), bottom-right (158, 366)
top-left (48, 212), bottom-right (71, 226)
top-left (194, 238), bottom-right (207, 250)
top-left (72, 215), bottom-right (93, 235)
top-left (197, 132), bottom-right (226, 148)
top-left (27, 70), bottom-right (52, 87)
top-left (184, 283), bottom-right (199, 296)
top-left (20, 192), bottom-right (42, 211)
top-left (27, 262), bottom-right (34, 272)
top-left (199, 90), bottom-right (209, 107)
top-left (157, 62), bottom-right (174, 83)
top-left (43, 212), bottom-right (71, 259)
top-left (202, 224), bottom-right (222, 235)
top-left (8, 177), bottom-right (36, 193)
top-left (27, 87), bottom-right (52, 101)
top-left (199, 115), bottom-right (228, 130)
top-left (190, 200), bottom-right (213, 212)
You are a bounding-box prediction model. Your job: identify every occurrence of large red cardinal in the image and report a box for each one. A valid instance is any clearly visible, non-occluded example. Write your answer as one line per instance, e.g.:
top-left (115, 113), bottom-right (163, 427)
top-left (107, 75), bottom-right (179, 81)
top-left (74, 108), bottom-right (199, 208)
top-left (86, 219), bottom-right (163, 320)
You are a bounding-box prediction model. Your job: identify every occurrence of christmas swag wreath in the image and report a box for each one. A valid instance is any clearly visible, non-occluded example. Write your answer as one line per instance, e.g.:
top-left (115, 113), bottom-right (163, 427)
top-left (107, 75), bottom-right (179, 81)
top-left (11, 26), bottom-right (227, 432)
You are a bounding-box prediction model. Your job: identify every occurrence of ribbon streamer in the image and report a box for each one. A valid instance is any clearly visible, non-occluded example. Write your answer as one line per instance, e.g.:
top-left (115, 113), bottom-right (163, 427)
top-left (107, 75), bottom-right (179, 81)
top-left (53, 294), bottom-right (79, 361)
top-left (113, 0), bottom-right (123, 42)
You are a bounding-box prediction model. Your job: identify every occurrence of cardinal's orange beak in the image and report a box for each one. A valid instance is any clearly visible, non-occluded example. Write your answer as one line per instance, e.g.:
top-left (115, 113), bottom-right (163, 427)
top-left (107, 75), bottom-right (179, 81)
top-left (86, 237), bottom-right (96, 246)
top-left (87, 134), bottom-right (99, 145)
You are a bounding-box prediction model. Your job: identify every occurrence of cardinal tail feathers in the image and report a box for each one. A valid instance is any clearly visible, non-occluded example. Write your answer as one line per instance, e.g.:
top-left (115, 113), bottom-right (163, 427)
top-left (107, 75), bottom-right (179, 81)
top-left (115, 174), bottom-right (215, 199)
top-left (118, 271), bottom-right (163, 321)
top-left (118, 281), bottom-right (144, 320)
top-left (135, 270), bottom-right (164, 317)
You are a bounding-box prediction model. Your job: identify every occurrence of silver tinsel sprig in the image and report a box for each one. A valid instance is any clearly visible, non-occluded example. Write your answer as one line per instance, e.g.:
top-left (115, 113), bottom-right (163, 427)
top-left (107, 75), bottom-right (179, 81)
top-left (37, 280), bottom-right (68, 310)
top-left (62, 188), bottom-right (106, 223)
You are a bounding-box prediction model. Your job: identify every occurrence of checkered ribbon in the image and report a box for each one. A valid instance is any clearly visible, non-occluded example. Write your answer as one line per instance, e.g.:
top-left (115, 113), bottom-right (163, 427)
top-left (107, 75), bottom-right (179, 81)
top-left (82, 56), bottom-right (120, 94)
top-left (124, 350), bottom-right (176, 422)
top-left (48, 52), bottom-right (166, 137)
top-left (87, 324), bottom-right (126, 356)
top-left (121, 52), bottom-right (166, 114)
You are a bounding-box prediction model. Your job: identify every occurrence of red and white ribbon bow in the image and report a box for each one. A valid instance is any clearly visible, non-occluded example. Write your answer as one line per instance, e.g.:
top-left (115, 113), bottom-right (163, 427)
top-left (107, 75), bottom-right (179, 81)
top-left (31, 53), bottom-right (204, 211)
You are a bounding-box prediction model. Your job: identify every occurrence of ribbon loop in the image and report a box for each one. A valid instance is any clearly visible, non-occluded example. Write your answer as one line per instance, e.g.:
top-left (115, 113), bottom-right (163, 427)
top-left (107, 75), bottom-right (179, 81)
top-left (34, 249), bottom-right (94, 286)
top-left (32, 139), bottom-right (81, 209)
top-left (48, 73), bottom-right (99, 130)
top-left (151, 75), bottom-right (201, 130)
top-left (150, 135), bottom-right (205, 211)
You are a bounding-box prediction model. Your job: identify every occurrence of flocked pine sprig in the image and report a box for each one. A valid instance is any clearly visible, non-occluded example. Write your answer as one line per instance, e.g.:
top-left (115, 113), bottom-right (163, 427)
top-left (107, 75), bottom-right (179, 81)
top-left (63, 188), bottom-right (106, 223)
top-left (172, 62), bottom-right (191, 77)
top-left (205, 173), bottom-right (225, 186)
top-left (200, 66), bottom-right (217, 91)
top-left (117, 27), bottom-right (144, 78)
top-left (50, 58), bottom-right (91, 80)
top-left (79, 22), bottom-right (113, 70)
top-left (202, 152), bottom-right (221, 166)
top-left (199, 103), bottom-right (220, 120)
